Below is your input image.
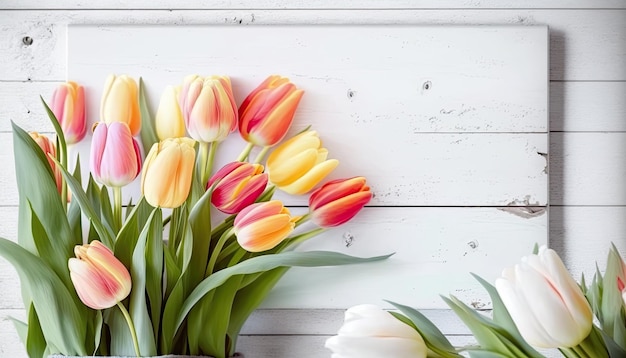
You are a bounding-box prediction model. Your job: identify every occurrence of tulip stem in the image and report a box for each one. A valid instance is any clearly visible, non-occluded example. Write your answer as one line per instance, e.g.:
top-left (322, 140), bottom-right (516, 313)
top-left (253, 146), bottom-right (270, 164)
top-left (237, 142), bottom-right (254, 162)
top-left (113, 186), bottom-right (122, 232)
top-left (116, 302), bottom-right (141, 357)
top-left (295, 212), bottom-right (311, 228)
top-left (279, 228), bottom-right (327, 252)
top-left (206, 227), bottom-right (235, 275)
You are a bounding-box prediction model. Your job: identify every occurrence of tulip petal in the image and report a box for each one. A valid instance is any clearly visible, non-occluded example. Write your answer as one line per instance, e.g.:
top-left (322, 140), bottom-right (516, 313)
top-left (279, 159), bottom-right (339, 195)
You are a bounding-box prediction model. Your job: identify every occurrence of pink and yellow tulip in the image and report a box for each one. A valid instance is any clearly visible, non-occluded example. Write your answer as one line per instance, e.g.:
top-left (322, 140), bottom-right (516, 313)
top-left (309, 177), bottom-right (371, 228)
top-left (266, 129), bottom-right (338, 195)
top-left (208, 161), bottom-right (268, 214)
top-left (156, 85), bottom-right (186, 140)
top-left (50, 81), bottom-right (86, 144)
top-left (238, 75), bottom-right (304, 147)
top-left (101, 74), bottom-right (141, 136)
top-left (234, 200), bottom-right (296, 252)
top-left (90, 122), bottom-right (142, 188)
top-left (29, 132), bottom-right (62, 194)
top-left (68, 240), bottom-right (131, 310)
top-left (179, 75), bottom-right (237, 143)
top-left (141, 137), bottom-right (196, 208)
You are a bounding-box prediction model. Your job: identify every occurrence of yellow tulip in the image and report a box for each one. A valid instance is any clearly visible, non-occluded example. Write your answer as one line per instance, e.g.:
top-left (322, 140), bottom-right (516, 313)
top-left (266, 129), bottom-right (338, 195)
top-left (101, 74), bottom-right (141, 136)
top-left (141, 137), bottom-right (196, 208)
top-left (156, 85), bottom-right (186, 140)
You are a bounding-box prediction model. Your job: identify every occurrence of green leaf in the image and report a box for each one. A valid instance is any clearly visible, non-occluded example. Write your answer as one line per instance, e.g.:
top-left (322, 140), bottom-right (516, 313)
top-left (40, 96), bottom-right (67, 166)
top-left (138, 77), bottom-right (158, 156)
top-left (386, 300), bottom-right (461, 358)
top-left (467, 350), bottom-right (513, 358)
top-left (26, 303), bottom-right (47, 358)
top-left (106, 307), bottom-right (135, 356)
top-left (67, 159), bottom-right (83, 244)
top-left (115, 197), bottom-right (151, 268)
top-left (601, 245), bottom-right (626, 349)
top-left (601, 328), bottom-right (626, 358)
top-left (171, 251), bottom-right (392, 339)
top-left (186, 186), bottom-right (213, 289)
top-left (99, 186), bottom-right (117, 235)
top-left (0, 237), bottom-right (87, 355)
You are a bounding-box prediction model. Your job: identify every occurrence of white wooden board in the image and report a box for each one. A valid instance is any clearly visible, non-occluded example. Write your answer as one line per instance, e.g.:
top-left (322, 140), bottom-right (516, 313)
top-left (62, 25), bottom-right (549, 309)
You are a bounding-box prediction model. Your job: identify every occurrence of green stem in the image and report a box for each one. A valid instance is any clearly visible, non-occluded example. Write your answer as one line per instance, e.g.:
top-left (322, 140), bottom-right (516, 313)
top-left (203, 141), bottom-right (218, 186)
top-left (275, 227), bottom-right (327, 252)
top-left (253, 145), bottom-right (271, 164)
top-left (113, 186), bottom-right (122, 232)
top-left (228, 249), bottom-right (248, 266)
top-left (206, 227), bottom-right (235, 275)
top-left (295, 212), bottom-right (312, 228)
top-left (237, 142), bottom-right (254, 162)
top-left (198, 141), bottom-right (210, 187)
top-left (116, 302), bottom-right (141, 357)
top-left (57, 137), bottom-right (69, 211)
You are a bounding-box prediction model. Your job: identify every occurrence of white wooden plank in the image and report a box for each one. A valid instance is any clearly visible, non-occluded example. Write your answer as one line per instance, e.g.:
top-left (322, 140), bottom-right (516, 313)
top-left (550, 81), bottom-right (626, 132)
top-left (0, 82), bottom-right (59, 133)
top-left (0, 10), bottom-right (624, 81)
top-left (550, 133), bottom-right (626, 206)
top-left (3, 0), bottom-right (625, 10)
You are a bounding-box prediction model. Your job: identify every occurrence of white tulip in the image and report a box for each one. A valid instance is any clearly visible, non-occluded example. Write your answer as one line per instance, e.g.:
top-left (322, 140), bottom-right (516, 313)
top-left (495, 246), bottom-right (593, 348)
top-left (325, 304), bottom-right (427, 358)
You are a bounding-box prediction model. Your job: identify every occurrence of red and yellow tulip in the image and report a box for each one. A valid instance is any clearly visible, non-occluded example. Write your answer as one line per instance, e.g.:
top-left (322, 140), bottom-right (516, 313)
top-left (50, 81), bottom-right (86, 144)
top-left (309, 177), bottom-right (371, 228)
top-left (234, 200), bottom-right (296, 252)
top-left (238, 75), bottom-right (304, 147)
top-left (29, 132), bottom-right (62, 194)
top-left (208, 161), bottom-right (268, 214)
top-left (101, 74), bottom-right (141, 136)
top-left (90, 122), bottom-right (142, 188)
top-left (68, 240), bottom-right (131, 310)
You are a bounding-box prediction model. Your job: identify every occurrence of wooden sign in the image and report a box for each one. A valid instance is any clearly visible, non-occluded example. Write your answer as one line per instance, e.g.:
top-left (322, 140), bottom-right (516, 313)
top-left (66, 25), bottom-right (548, 309)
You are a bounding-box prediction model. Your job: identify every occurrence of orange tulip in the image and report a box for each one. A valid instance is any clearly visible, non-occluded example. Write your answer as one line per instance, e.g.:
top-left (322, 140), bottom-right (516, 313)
top-left (29, 132), bottom-right (62, 194)
top-left (68, 240), bottom-right (131, 310)
top-left (101, 74), bottom-right (141, 136)
top-left (208, 161), bottom-right (268, 214)
top-left (90, 122), bottom-right (142, 188)
top-left (50, 81), bottom-right (86, 144)
top-left (266, 129), bottom-right (338, 195)
top-left (309, 177), bottom-right (372, 228)
top-left (179, 75), bottom-right (237, 143)
top-left (234, 200), bottom-right (296, 252)
top-left (238, 75), bottom-right (304, 147)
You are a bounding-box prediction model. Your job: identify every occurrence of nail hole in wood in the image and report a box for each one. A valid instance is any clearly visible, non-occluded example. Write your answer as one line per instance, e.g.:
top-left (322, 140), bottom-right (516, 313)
top-left (22, 36), bottom-right (33, 46)
top-left (347, 89), bottom-right (356, 99)
top-left (423, 81), bottom-right (432, 91)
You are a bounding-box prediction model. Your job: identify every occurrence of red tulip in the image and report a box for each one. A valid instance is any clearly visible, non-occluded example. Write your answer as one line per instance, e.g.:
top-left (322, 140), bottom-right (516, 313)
top-left (208, 161), bottom-right (268, 214)
top-left (234, 200), bottom-right (296, 252)
top-left (68, 240), bottom-right (131, 310)
top-left (90, 122), bottom-right (142, 187)
top-left (238, 75), bottom-right (304, 147)
top-left (50, 81), bottom-right (86, 144)
top-left (309, 177), bottom-right (371, 228)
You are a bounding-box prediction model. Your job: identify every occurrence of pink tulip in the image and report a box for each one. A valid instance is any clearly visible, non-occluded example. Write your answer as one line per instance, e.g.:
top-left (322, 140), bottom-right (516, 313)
top-left (90, 122), bottom-right (142, 187)
top-left (619, 277), bottom-right (626, 307)
top-left (208, 161), bottom-right (268, 214)
top-left (238, 75), bottom-right (304, 147)
top-left (234, 200), bottom-right (296, 252)
top-left (309, 177), bottom-right (372, 228)
top-left (179, 75), bottom-right (237, 143)
top-left (50, 81), bottom-right (86, 144)
top-left (68, 240), bottom-right (131, 310)
top-left (29, 132), bottom-right (62, 194)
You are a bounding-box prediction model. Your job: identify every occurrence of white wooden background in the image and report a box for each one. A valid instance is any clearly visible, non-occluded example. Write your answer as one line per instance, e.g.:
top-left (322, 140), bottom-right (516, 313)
top-left (0, 1), bottom-right (625, 357)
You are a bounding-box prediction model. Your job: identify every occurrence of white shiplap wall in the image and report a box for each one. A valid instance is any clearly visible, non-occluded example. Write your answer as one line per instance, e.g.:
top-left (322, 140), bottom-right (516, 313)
top-left (0, 1), bottom-right (624, 357)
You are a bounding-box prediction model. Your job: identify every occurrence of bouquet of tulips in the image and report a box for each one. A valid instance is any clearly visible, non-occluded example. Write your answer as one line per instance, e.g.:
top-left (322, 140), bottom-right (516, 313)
top-left (1, 74), bottom-right (391, 358)
top-left (326, 244), bottom-right (626, 358)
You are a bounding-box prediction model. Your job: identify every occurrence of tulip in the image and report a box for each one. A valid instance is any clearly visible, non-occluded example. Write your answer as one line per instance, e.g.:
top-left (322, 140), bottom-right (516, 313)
top-left (266, 130), bottom-right (338, 195)
top-left (208, 161), bottom-right (268, 214)
top-left (309, 177), bottom-right (371, 228)
top-left (50, 81), bottom-right (86, 144)
top-left (325, 304), bottom-right (427, 358)
top-left (156, 85), bottom-right (186, 140)
top-left (495, 246), bottom-right (593, 349)
top-left (234, 200), bottom-right (296, 252)
top-left (29, 132), bottom-right (62, 194)
top-left (619, 277), bottom-right (626, 307)
top-left (141, 137), bottom-right (196, 208)
top-left (238, 75), bottom-right (304, 147)
top-left (101, 74), bottom-right (141, 136)
top-left (179, 75), bottom-right (237, 143)
top-left (90, 122), bottom-right (142, 188)
top-left (68, 240), bottom-right (131, 310)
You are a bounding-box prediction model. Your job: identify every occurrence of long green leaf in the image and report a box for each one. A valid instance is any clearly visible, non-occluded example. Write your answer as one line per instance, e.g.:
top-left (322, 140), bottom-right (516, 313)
top-left (145, 208), bottom-right (164, 343)
top-left (138, 77), bottom-right (158, 156)
top-left (115, 197), bottom-right (151, 268)
top-left (26, 303), bottom-right (47, 358)
top-left (187, 186), bottom-right (213, 289)
top-left (0, 238), bottom-right (87, 355)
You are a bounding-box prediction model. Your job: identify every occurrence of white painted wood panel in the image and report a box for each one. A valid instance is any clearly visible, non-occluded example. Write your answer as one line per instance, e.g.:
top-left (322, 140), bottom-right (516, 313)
top-left (0, 10), bottom-right (624, 81)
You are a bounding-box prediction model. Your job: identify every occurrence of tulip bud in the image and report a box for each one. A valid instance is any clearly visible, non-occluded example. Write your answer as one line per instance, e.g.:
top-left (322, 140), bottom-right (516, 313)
top-left (238, 75), bottom-right (304, 147)
top-left (495, 246), bottom-right (593, 348)
top-left (208, 161), bottom-right (268, 214)
top-left (101, 74), bottom-right (141, 136)
top-left (29, 132), bottom-right (62, 194)
top-left (141, 137), bottom-right (196, 208)
top-left (309, 177), bottom-right (371, 228)
top-left (325, 304), bottom-right (427, 358)
top-left (90, 122), bottom-right (142, 188)
top-left (179, 75), bottom-right (237, 143)
top-left (619, 277), bottom-right (626, 307)
top-left (156, 85), bottom-right (186, 140)
top-left (68, 240), bottom-right (131, 310)
top-left (266, 129), bottom-right (338, 195)
top-left (50, 81), bottom-right (86, 144)
top-left (234, 200), bottom-right (296, 252)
